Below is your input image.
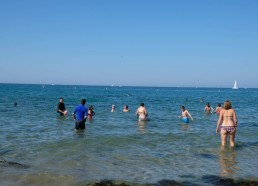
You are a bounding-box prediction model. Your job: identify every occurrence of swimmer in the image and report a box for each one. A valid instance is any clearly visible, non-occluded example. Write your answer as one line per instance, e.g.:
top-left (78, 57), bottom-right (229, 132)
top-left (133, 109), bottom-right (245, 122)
top-left (57, 97), bottom-right (68, 116)
top-left (123, 105), bottom-right (130, 112)
top-left (136, 103), bottom-right (148, 121)
top-left (73, 99), bottom-right (88, 131)
top-left (216, 101), bottom-right (238, 147)
top-left (204, 102), bottom-right (214, 114)
top-left (111, 105), bottom-right (115, 112)
top-left (215, 103), bottom-right (222, 115)
top-left (88, 105), bottom-right (95, 120)
top-left (179, 106), bottom-right (193, 123)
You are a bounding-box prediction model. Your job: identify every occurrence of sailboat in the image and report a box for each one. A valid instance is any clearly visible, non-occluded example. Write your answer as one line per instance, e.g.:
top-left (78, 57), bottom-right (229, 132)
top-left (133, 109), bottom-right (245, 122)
top-left (232, 81), bottom-right (238, 89)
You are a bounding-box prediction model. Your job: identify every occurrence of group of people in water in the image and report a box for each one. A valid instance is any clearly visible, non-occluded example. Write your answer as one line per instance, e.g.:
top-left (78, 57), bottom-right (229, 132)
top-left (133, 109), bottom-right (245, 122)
top-left (57, 98), bottom-right (238, 147)
top-left (57, 97), bottom-right (95, 130)
top-left (179, 102), bottom-right (222, 124)
top-left (110, 103), bottom-right (148, 121)
top-left (57, 97), bottom-right (148, 129)
top-left (179, 101), bottom-right (237, 147)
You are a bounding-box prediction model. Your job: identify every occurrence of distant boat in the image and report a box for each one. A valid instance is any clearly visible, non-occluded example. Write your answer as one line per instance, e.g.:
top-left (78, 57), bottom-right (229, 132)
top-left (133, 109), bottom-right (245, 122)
top-left (232, 81), bottom-right (238, 89)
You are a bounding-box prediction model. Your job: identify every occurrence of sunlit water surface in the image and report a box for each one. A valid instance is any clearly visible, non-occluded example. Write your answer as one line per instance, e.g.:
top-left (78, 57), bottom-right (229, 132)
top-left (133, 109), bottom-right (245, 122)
top-left (0, 84), bottom-right (257, 185)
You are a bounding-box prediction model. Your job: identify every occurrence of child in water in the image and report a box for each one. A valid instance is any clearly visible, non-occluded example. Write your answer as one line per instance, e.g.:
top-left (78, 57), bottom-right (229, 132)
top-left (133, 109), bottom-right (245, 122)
top-left (88, 105), bottom-right (95, 120)
top-left (179, 106), bottom-right (193, 123)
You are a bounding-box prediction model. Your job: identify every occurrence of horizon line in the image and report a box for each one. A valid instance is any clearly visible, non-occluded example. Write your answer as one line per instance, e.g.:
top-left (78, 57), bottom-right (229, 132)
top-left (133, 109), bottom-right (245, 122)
top-left (0, 82), bottom-right (256, 89)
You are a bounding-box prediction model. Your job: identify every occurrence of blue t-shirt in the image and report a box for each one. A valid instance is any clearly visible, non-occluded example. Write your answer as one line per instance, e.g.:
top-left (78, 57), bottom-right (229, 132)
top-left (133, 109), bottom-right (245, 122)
top-left (73, 104), bottom-right (88, 121)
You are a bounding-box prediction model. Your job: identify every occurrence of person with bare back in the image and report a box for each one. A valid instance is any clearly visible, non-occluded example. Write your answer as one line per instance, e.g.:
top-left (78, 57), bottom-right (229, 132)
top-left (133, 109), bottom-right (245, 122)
top-left (216, 101), bottom-right (238, 147)
top-left (179, 106), bottom-right (193, 123)
top-left (136, 103), bottom-right (148, 121)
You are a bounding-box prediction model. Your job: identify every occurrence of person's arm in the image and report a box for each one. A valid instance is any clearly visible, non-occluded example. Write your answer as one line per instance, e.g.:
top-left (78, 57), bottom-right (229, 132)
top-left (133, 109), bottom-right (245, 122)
top-left (179, 112), bottom-right (182, 118)
top-left (136, 108), bottom-right (139, 115)
top-left (186, 110), bottom-right (193, 120)
top-left (58, 109), bottom-right (63, 113)
top-left (144, 108), bottom-right (148, 117)
top-left (72, 107), bottom-right (76, 120)
top-left (216, 111), bottom-right (223, 133)
top-left (233, 109), bottom-right (238, 126)
top-left (58, 109), bottom-right (66, 115)
top-left (84, 108), bottom-right (88, 119)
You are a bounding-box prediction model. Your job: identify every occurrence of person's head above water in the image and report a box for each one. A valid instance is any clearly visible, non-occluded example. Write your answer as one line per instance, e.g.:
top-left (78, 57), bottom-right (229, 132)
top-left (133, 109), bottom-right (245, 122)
top-left (111, 104), bottom-right (115, 112)
top-left (81, 99), bottom-right (86, 105)
top-left (223, 100), bottom-right (232, 110)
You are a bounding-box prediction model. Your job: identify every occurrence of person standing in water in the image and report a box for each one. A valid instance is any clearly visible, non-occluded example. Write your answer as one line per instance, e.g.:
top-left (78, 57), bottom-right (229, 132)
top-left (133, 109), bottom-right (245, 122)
top-left (136, 103), bottom-right (148, 121)
top-left (72, 99), bottom-right (88, 131)
top-left (215, 103), bottom-right (222, 115)
top-left (216, 101), bottom-right (238, 147)
top-left (57, 97), bottom-right (68, 116)
top-left (204, 102), bottom-right (214, 114)
top-left (179, 106), bottom-right (193, 123)
top-left (87, 105), bottom-right (95, 120)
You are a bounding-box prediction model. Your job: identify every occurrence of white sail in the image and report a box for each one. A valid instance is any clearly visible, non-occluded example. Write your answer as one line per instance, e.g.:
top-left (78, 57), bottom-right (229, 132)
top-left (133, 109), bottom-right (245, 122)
top-left (232, 81), bottom-right (238, 89)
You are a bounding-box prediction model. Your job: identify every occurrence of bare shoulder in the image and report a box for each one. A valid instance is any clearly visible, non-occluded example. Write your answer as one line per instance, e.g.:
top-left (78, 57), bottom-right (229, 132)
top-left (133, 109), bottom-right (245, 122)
top-left (220, 109), bottom-right (225, 115)
top-left (231, 108), bottom-right (236, 113)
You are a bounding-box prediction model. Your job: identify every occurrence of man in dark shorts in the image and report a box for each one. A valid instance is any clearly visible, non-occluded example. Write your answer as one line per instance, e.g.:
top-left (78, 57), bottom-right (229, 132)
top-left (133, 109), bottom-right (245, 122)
top-left (72, 99), bottom-right (88, 130)
top-left (57, 97), bottom-right (67, 116)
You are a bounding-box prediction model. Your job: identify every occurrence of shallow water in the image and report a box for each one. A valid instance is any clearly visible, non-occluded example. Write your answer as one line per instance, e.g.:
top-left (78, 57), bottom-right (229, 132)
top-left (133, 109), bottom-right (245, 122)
top-left (0, 84), bottom-right (258, 185)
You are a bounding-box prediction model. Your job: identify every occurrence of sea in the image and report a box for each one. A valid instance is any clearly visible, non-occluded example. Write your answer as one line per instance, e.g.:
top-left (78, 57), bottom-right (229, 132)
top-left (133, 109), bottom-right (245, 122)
top-left (0, 83), bottom-right (258, 186)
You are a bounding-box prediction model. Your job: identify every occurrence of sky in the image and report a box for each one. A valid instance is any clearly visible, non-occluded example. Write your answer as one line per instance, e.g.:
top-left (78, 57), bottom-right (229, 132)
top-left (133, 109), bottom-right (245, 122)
top-left (0, 0), bottom-right (257, 88)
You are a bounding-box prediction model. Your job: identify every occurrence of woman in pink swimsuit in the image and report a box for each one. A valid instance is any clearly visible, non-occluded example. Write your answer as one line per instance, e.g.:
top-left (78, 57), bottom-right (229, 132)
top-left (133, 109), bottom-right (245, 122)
top-left (216, 101), bottom-right (238, 147)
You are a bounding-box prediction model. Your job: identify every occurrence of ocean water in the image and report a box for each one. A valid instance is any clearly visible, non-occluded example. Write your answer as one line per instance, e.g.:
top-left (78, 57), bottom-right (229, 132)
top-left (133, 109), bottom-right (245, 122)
top-left (0, 84), bottom-right (258, 185)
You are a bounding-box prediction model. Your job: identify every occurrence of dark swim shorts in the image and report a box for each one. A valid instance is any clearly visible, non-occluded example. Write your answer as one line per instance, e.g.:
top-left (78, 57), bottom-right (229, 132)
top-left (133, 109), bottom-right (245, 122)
top-left (75, 119), bottom-right (86, 130)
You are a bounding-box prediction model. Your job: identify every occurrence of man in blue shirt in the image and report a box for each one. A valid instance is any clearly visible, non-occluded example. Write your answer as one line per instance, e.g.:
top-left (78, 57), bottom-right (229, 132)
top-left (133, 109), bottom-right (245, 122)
top-left (72, 99), bottom-right (88, 130)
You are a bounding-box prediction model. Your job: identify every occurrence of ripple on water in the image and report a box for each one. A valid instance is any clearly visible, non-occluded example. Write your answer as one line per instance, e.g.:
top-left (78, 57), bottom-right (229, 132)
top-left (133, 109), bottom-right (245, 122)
top-left (1, 85), bottom-right (258, 184)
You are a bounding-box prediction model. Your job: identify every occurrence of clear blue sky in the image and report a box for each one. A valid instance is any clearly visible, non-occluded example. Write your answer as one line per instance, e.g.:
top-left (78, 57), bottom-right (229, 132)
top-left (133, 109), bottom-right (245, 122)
top-left (0, 0), bottom-right (257, 88)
